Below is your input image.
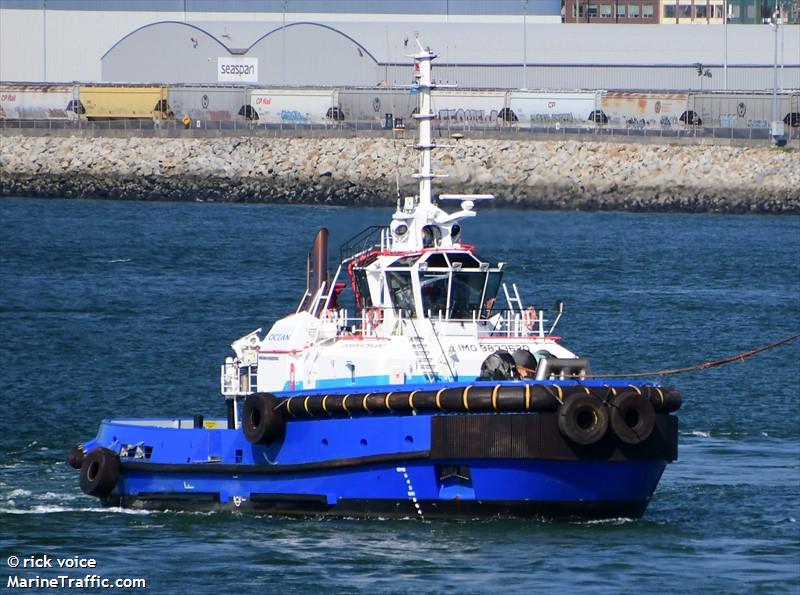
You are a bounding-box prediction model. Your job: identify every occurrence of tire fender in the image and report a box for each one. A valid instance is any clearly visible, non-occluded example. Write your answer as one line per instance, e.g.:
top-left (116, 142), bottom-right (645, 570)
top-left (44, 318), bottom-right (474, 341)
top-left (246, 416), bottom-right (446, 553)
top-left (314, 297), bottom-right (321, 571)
top-left (610, 391), bottom-right (655, 445)
top-left (67, 445), bottom-right (85, 470)
top-left (243, 392), bottom-right (286, 445)
top-left (557, 393), bottom-right (609, 445)
top-left (79, 447), bottom-right (120, 497)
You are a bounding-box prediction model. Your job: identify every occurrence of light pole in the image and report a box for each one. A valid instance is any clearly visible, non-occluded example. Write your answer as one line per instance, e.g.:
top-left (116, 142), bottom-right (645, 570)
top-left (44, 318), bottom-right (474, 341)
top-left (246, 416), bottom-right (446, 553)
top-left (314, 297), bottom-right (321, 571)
top-left (282, 0), bottom-right (287, 85)
top-left (522, 0), bottom-right (528, 90)
top-left (769, 3), bottom-right (787, 146)
top-left (723, 0), bottom-right (727, 90)
top-left (43, 0), bottom-right (47, 81)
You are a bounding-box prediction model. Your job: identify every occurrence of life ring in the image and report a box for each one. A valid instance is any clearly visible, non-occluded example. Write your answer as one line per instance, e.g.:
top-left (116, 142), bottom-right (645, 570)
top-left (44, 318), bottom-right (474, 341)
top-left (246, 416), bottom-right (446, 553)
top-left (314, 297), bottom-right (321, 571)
top-left (366, 308), bottom-right (383, 329)
top-left (79, 447), bottom-right (120, 498)
top-left (557, 393), bottom-right (609, 445)
top-left (609, 390), bottom-right (655, 445)
top-left (522, 307), bottom-right (538, 330)
top-left (243, 392), bottom-right (286, 445)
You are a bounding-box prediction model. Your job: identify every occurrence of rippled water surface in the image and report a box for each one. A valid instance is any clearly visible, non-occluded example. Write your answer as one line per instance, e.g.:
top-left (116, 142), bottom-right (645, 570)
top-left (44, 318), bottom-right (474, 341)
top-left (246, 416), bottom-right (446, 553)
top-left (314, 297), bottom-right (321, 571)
top-left (1, 198), bottom-right (798, 593)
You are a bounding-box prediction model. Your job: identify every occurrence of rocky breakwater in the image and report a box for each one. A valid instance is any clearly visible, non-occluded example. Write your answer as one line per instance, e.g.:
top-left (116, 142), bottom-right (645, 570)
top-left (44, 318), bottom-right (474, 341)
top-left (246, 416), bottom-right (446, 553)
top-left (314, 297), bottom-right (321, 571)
top-left (1, 135), bottom-right (798, 213)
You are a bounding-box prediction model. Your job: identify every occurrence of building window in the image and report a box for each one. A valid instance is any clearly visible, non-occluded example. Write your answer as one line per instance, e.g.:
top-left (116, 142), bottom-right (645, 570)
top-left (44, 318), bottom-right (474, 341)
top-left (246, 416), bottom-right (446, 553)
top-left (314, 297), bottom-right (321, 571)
top-left (745, 4), bottom-right (755, 19)
top-left (601, 4), bottom-right (612, 16)
top-left (679, 4), bottom-right (692, 17)
top-left (729, 4), bottom-right (740, 18)
top-left (588, 4), bottom-right (598, 17)
top-left (617, 3), bottom-right (626, 16)
top-left (695, 4), bottom-right (707, 18)
top-left (664, 4), bottom-right (676, 17)
top-left (628, 4), bottom-right (640, 17)
top-left (643, 4), bottom-right (654, 17)
top-left (712, 4), bottom-right (724, 18)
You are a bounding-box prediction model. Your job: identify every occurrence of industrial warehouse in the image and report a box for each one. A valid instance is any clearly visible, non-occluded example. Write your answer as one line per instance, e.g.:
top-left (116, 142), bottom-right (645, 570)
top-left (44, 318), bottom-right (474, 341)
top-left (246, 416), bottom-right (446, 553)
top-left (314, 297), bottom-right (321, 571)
top-left (0, 1), bottom-right (798, 136)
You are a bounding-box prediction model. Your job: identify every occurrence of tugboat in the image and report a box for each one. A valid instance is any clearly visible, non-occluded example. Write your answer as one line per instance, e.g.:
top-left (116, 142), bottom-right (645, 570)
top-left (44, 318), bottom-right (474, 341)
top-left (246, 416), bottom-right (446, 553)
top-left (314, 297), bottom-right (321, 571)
top-left (68, 43), bottom-right (681, 519)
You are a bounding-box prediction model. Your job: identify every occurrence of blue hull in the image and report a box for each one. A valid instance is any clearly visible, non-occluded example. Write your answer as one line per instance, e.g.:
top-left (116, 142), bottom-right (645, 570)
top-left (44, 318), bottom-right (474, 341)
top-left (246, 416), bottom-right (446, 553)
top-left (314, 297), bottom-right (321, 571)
top-left (77, 397), bottom-right (678, 519)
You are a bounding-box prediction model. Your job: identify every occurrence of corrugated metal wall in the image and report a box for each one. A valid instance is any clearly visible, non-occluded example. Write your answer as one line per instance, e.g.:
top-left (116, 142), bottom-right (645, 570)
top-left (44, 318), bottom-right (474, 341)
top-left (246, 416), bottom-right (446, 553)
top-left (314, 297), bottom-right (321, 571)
top-left (384, 64), bottom-right (800, 91)
top-left (2, 4), bottom-right (798, 90)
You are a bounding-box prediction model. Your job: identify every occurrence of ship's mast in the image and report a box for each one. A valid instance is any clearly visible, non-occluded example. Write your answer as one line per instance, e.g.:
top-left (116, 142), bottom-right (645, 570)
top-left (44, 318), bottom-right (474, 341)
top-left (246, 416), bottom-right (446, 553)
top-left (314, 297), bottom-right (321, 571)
top-left (412, 42), bottom-right (436, 208)
top-left (387, 41), bottom-right (491, 253)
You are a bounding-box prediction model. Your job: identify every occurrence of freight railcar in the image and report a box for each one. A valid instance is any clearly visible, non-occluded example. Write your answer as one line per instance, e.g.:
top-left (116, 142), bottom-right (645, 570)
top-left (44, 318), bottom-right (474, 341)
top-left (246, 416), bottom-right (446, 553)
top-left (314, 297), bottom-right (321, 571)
top-left (248, 89), bottom-right (340, 124)
top-left (601, 92), bottom-right (692, 128)
top-left (78, 85), bottom-right (173, 120)
top-left (167, 85), bottom-right (250, 123)
top-left (338, 89), bottom-right (417, 126)
top-left (506, 91), bottom-right (602, 126)
top-left (0, 83), bottom-right (80, 119)
top-left (690, 92), bottom-right (800, 128)
top-left (430, 90), bottom-right (506, 124)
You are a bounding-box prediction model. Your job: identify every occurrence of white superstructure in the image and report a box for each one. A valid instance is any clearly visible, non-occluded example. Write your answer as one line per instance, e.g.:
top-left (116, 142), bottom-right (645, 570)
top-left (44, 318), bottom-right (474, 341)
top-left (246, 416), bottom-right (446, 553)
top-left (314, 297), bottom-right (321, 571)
top-left (221, 42), bottom-right (582, 401)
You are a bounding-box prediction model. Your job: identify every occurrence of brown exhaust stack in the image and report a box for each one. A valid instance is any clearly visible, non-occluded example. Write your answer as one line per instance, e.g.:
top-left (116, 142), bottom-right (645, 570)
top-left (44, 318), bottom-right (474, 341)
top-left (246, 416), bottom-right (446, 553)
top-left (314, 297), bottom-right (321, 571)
top-left (310, 227), bottom-right (329, 299)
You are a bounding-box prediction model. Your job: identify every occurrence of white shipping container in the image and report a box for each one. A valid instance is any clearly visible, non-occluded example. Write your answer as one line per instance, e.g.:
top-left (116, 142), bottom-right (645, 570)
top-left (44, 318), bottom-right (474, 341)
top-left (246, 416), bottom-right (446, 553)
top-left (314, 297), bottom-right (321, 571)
top-left (248, 89), bottom-right (339, 124)
top-left (508, 91), bottom-right (600, 125)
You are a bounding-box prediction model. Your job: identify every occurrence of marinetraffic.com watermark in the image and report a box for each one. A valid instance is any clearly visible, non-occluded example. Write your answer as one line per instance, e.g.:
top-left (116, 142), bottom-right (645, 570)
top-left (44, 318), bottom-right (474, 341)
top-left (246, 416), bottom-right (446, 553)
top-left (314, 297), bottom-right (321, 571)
top-left (5, 555), bottom-right (147, 590)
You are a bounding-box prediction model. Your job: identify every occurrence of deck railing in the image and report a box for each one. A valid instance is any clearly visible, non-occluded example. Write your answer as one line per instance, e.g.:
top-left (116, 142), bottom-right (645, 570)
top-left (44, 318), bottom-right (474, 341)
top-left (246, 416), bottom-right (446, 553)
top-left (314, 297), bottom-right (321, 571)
top-left (316, 306), bottom-right (554, 340)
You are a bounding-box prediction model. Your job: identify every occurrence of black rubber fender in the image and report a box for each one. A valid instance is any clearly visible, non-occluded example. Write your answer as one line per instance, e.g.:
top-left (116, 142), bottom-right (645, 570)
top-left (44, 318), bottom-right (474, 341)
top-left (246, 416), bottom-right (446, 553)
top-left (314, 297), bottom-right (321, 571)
top-left (67, 445), bottom-right (85, 470)
top-left (610, 390), bottom-right (656, 445)
top-left (243, 392), bottom-right (286, 445)
top-left (649, 386), bottom-right (682, 413)
top-left (79, 447), bottom-right (120, 498)
top-left (557, 393), bottom-right (609, 445)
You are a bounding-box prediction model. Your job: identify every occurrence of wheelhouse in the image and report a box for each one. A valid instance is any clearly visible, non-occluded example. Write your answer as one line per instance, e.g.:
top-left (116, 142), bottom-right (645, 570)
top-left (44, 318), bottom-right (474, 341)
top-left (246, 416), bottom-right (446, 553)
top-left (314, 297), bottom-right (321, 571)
top-left (349, 250), bottom-right (504, 321)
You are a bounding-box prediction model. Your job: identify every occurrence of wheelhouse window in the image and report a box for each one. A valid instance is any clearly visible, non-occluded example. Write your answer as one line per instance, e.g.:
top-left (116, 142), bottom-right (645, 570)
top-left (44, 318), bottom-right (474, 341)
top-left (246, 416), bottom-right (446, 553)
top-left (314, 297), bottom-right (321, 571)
top-left (449, 272), bottom-right (487, 319)
top-left (483, 271), bottom-right (503, 316)
top-left (386, 271), bottom-right (414, 314)
top-left (420, 271), bottom-right (449, 317)
top-left (352, 269), bottom-right (372, 309)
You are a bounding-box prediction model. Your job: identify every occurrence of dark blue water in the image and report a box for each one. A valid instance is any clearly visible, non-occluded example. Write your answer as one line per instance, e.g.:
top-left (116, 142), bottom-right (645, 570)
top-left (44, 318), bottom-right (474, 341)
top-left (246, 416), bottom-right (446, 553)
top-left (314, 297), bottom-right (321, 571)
top-left (1, 197), bottom-right (798, 594)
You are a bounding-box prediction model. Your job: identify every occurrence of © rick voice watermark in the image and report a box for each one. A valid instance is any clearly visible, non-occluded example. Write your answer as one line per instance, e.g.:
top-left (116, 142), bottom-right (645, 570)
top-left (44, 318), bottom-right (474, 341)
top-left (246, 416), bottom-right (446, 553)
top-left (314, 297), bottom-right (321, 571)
top-left (5, 554), bottom-right (147, 590)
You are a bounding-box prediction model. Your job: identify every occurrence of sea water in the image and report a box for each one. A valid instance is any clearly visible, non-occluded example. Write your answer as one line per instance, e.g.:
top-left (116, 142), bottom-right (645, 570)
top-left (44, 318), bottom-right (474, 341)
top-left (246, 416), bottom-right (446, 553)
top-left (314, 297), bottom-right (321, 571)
top-left (1, 198), bottom-right (798, 593)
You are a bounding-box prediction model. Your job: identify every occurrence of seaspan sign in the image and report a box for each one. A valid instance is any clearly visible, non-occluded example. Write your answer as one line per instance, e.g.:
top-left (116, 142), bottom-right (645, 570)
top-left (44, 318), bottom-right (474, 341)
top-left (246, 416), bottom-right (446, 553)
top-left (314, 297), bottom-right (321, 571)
top-left (217, 57), bottom-right (258, 83)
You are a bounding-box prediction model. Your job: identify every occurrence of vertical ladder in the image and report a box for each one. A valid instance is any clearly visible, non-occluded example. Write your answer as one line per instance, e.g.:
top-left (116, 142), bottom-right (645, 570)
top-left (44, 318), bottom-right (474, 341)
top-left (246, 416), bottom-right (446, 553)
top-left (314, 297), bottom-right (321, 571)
top-left (502, 282), bottom-right (526, 337)
top-left (409, 335), bottom-right (438, 382)
top-left (502, 282), bottom-right (524, 311)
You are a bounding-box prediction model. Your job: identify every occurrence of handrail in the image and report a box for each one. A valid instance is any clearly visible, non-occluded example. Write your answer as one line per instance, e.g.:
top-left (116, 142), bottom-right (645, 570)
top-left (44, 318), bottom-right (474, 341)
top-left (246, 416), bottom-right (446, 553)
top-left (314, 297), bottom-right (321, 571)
top-left (317, 306), bottom-right (558, 340)
top-left (405, 316), bottom-right (442, 382)
top-left (427, 320), bottom-right (456, 381)
top-left (339, 225), bottom-right (389, 263)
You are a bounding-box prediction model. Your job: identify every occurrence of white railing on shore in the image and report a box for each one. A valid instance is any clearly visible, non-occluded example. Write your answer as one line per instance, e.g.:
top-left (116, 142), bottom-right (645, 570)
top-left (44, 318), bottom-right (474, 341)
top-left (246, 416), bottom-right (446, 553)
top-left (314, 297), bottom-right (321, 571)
top-left (3, 117), bottom-right (797, 144)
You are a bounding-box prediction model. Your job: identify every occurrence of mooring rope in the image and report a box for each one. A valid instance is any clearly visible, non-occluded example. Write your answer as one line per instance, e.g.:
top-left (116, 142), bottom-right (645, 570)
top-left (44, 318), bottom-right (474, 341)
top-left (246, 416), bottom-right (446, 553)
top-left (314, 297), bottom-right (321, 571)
top-left (583, 331), bottom-right (800, 379)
